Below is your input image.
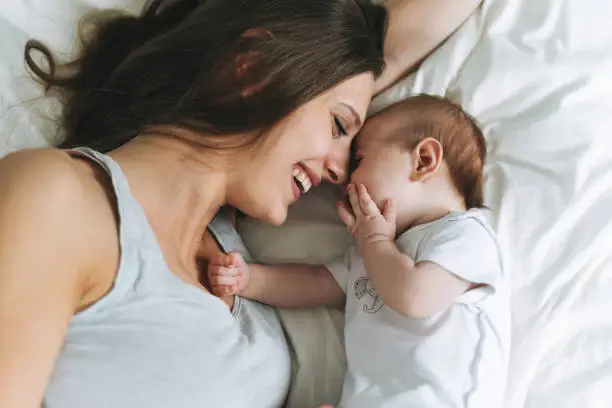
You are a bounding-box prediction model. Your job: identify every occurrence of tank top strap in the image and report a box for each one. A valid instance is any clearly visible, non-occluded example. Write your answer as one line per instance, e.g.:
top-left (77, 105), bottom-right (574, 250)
top-left (67, 147), bottom-right (245, 319)
top-left (67, 147), bottom-right (178, 319)
top-left (71, 147), bottom-right (249, 258)
top-left (207, 209), bottom-right (253, 263)
top-left (69, 147), bottom-right (160, 246)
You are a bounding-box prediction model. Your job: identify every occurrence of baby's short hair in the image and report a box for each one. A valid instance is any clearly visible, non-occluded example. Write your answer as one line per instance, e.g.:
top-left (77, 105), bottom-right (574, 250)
top-left (374, 94), bottom-right (486, 209)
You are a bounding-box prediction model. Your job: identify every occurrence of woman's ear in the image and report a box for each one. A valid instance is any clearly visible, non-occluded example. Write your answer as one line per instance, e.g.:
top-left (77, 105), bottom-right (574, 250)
top-left (410, 138), bottom-right (443, 182)
top-left (235, 51), bottom-right (264, 81)
top-left (235, 28), bottom-right (274, 98)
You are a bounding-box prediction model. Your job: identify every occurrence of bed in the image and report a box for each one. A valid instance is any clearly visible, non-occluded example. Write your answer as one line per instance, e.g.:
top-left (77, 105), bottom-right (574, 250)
top-left (2, 0), bottom-right (611, 407)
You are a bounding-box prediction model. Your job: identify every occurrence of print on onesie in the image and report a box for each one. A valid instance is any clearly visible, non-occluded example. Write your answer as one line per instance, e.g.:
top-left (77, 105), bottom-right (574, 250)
top-left (354, 276), bottom-right (383, 313)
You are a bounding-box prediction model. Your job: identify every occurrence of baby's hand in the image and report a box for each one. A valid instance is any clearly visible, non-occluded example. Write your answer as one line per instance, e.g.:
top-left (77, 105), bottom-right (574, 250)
top-left (337, 184), bottom-right (396, 249)
top-left (207, 252), bottom-right (250, 297)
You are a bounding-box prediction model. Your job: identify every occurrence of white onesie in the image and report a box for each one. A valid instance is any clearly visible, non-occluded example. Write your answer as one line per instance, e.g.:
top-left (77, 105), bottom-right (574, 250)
top-left (326, 209), bottom-right (510, 408)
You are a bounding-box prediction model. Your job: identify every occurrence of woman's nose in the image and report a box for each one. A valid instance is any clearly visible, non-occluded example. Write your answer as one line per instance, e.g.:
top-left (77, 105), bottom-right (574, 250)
top-left (323, 158), bottom-right (347, 185)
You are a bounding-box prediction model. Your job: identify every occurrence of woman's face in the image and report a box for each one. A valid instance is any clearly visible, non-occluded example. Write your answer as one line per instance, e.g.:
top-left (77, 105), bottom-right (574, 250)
top-left (230, 72), bottom-right (374, 225)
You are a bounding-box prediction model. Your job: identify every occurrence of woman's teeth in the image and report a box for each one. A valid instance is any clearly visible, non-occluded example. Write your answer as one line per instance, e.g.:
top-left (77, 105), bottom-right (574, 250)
top-left (292, 167), bottom-right (312, 194)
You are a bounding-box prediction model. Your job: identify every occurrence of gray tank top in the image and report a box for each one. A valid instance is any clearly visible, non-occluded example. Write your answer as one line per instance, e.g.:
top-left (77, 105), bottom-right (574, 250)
top-left (43, 148), bottom-right (292, 408)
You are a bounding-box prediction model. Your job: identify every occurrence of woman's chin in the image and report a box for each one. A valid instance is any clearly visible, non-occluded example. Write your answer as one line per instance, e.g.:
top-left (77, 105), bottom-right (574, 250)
top-left (266, 211), bottom-right (288, 227)
top-left (258, 204), bottom-right (288, 227)
top-left (232, 198), bottom-right (288, 227)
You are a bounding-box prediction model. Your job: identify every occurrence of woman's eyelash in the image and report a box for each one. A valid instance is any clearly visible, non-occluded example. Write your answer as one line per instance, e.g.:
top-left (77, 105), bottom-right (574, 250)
top-left (334, 116), bottom-right (348, 137)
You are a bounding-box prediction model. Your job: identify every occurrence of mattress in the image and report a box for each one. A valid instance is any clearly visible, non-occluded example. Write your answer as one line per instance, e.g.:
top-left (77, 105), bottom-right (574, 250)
top-left (2, 1), bottom-right (612, 407)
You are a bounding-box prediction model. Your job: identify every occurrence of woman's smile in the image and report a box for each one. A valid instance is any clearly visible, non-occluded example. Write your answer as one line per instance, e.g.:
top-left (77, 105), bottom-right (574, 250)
top-left (291, 163), bottom-right (321, 200)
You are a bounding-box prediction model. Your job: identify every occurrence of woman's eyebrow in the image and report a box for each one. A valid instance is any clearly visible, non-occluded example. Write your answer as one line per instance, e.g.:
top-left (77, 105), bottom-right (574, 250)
top-left (341, 102), bottom-right (362, 128)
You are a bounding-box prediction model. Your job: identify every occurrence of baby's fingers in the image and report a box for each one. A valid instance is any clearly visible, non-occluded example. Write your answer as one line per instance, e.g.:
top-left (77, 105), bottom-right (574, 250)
top-left (210, 251), bottom-right (241, 267)
top-left (357, 184), bottom-right (379, 217)
top-left (208, 265), bottom-right (241, 297)
top-left (210, 273), bottom-right (240, 287)
top-left (208, 263), bottom-right (240, 277)
top-left (211, 284), bottom-right (238, 297)
top-left (227, 252), bottom-right (246, 268)
top-left (337, 200), bottom-right (355, 231)
top-left (382, 199), bottom-right (397, 224)
top-left (347, 184), bottom-right (363, 217)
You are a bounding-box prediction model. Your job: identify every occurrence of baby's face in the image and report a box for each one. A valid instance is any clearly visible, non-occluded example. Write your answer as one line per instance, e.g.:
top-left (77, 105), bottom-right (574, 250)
top-left (349, 129), bottom-right (417, 213)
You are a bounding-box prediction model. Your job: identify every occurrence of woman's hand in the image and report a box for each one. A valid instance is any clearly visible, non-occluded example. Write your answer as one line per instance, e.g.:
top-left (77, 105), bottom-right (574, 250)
top-left (207, 252), bottom-right (250, 297)
top-left (376, 0), bottom-right (483, 93)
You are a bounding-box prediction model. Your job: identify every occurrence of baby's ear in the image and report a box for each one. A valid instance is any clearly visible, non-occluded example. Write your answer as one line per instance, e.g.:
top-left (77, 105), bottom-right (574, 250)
top-left (410, 138), bottom-right (443, 182)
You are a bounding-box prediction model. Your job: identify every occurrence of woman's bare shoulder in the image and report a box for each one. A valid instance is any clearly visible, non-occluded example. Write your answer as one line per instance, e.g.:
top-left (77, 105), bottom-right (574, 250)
top-left (0, 148), bottom-right (121, 407)
top-left (0, 147), bottom-right (120, 308)
top-left (0, 147), bottom-right (92, 192)
top-left (0, 148), bottom-right (91, 225)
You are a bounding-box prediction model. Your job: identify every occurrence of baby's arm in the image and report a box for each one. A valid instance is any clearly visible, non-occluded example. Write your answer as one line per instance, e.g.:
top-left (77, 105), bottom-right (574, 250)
top-left (361, 241), bottom-right (471, 319)
top-left (339, 184), bottom-right (471, 319)
top-left (208, 253), bottom-right (345, 309)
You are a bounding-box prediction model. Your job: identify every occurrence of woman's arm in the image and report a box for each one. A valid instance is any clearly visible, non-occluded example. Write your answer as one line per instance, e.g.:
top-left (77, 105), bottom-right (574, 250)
top-left (376, 0), bottom-right (482, 93)
top-left (0, 150), bottom-right (97, 408)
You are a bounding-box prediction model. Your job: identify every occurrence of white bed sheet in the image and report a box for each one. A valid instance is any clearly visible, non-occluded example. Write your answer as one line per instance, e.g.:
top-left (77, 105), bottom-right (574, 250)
top-left (2, 1), bottom-right (612, 408)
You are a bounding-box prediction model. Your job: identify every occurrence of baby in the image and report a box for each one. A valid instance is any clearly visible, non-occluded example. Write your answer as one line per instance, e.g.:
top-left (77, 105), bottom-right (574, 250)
top-left (209, 95), bottom-right (509, 408)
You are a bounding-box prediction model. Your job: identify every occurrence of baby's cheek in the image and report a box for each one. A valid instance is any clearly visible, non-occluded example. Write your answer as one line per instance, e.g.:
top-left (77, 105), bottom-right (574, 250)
top-left (372, 180), bottom-right (399, 207)
top-left (349, 166), bottom-right (372, 188)
top-left (373, 190), bottom-right (391, 209)
top-left (350, 168), bottom-right (387, 206)
top-left (360, 181), bottom-right (386, 208)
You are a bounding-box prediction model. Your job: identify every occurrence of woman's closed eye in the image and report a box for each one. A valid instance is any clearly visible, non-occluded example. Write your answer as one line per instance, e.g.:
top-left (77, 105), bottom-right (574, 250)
top-left (332, 115), bottom-right (348, 139)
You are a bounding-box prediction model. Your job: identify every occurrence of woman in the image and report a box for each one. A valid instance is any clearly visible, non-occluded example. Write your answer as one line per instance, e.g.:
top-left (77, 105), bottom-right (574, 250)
top-left (0, 0), bottom-right (480, 407)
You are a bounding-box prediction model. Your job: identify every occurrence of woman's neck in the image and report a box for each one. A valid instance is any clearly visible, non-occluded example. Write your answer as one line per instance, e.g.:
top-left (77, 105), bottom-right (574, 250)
top-left (108, 136), bottom-right (228, 278)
